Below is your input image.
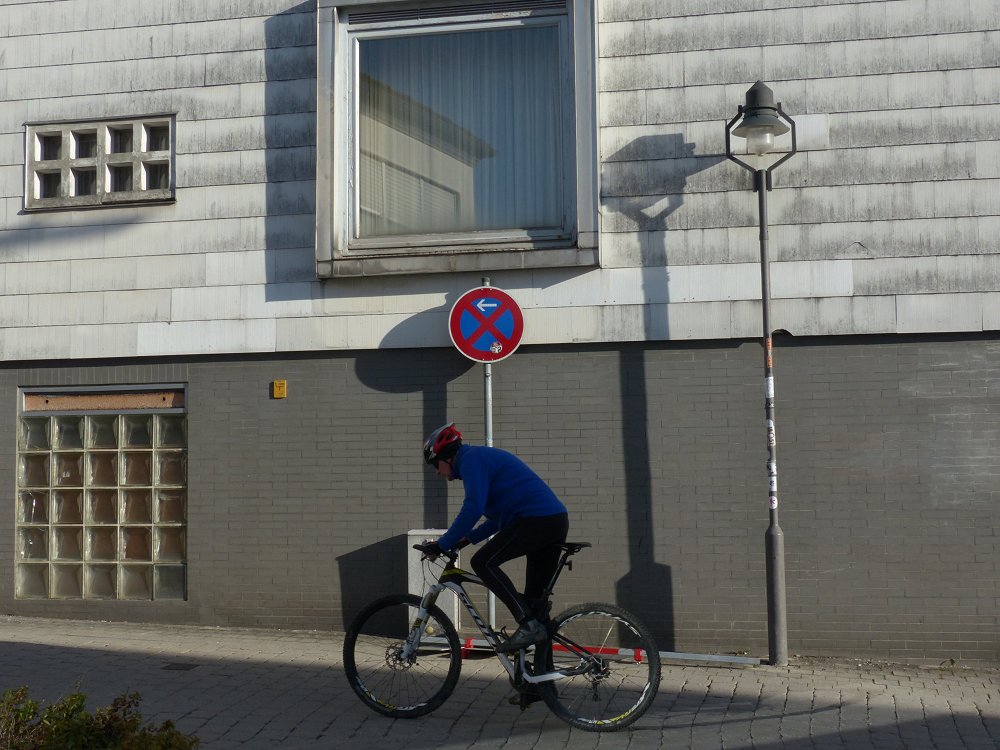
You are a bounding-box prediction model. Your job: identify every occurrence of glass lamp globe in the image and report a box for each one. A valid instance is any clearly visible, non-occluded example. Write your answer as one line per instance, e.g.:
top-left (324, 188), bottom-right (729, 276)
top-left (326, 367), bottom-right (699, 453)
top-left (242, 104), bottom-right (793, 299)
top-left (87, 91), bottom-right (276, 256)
top-left (746, 130), bottom-right (775, 155)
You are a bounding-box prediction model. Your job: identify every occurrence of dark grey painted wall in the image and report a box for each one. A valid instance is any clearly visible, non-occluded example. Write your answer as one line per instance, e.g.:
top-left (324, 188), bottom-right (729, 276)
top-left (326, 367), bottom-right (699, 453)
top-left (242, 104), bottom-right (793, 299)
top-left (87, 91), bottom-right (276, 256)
top-left (1, 335), bottom-right (997, 663)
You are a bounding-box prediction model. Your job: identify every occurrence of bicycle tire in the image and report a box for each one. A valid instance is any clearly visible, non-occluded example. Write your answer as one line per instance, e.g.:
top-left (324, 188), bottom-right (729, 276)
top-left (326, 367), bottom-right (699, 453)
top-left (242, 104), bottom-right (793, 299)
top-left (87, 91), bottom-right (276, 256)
top-left (535, 602), bottom-right (661, 731)
top-left (343, 593), bottom-right (462, 718)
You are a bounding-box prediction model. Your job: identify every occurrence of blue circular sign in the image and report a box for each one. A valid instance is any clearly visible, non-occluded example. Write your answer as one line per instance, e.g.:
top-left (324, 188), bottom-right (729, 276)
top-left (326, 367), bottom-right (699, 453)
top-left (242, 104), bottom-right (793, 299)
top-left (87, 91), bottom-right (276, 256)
top-left (448, 287), bottom-right (524, 363)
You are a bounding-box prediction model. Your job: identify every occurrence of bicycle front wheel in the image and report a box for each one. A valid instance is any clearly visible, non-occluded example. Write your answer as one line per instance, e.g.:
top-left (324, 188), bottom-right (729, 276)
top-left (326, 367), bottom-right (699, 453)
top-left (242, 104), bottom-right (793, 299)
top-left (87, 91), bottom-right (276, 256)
top-left (343, 593), bottom-right (462, 718)
top-left (535, 602), bottom-right (661, 731)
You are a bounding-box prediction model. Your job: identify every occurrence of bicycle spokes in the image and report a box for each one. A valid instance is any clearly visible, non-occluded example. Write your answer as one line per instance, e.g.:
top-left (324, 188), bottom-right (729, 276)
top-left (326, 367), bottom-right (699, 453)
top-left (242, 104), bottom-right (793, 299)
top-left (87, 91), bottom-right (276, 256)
top-left (344, 594), bottom-right (463, 718)
top-left (535, 603), bottom-right (661, 731)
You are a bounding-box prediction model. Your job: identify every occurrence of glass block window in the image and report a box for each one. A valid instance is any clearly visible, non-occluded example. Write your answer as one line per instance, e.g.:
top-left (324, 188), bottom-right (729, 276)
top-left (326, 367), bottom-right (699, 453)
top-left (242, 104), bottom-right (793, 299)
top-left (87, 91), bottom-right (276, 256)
top-left (23, 115), bottom-right (175, 210)
top-left (16, 388), bottom-right (187, 601)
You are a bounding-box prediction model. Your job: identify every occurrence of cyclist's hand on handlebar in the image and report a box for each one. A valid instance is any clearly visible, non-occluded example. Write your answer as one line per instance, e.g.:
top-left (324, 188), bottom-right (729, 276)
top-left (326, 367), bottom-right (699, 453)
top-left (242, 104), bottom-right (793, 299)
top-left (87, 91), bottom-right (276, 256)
top-left (415, 541), bottom-right (444, 560)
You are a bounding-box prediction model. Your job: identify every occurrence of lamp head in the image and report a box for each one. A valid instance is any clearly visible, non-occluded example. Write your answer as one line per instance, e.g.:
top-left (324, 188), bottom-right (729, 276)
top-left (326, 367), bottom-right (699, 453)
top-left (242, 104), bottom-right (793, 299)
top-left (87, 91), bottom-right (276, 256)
top-left (731, 81), bottom-right (790, 155)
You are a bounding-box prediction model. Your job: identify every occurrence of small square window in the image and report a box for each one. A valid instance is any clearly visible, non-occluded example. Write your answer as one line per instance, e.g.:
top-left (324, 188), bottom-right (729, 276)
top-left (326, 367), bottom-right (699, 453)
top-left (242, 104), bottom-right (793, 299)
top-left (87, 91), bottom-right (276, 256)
top-left (25, 116), bottom-right (175, 210)
top-left (72, 168), bottom-right (97, 196)
top-left (38, 134), bottom-right (62, 161)
top-left (37, 171), bottom-right (61, 198)
top-left (73, 131), bottom-right (97, 159)
top-left (145, 124), bottom-right (170, 152)
top-left (109, 165), bottom-right (133, 192)
top-left (144, 163), bottom-right (170, 190)
top-left (109, 126), bottom-right (133, 154)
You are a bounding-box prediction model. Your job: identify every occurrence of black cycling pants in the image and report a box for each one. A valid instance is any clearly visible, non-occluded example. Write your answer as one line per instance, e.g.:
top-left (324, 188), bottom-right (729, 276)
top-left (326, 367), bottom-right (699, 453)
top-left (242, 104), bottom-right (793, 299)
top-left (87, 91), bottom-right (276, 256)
top-left (470, 513), bottom-right (569, 624)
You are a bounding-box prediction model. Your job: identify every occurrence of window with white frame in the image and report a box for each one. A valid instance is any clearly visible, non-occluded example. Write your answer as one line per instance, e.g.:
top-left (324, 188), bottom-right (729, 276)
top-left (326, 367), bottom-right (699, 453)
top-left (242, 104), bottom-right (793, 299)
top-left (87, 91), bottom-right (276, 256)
top-left (24, 116), bottom-right (175, 211)
top-left (15, 387), bottom-right (187, 601)
top-left (316, 0), bottom-right (598, 277)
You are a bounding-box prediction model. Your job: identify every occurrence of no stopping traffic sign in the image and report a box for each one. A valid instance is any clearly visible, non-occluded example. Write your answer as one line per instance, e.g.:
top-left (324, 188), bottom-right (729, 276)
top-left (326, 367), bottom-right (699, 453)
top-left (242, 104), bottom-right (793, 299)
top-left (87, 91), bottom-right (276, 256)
top-left (449, 287), bottom-right (524, 363)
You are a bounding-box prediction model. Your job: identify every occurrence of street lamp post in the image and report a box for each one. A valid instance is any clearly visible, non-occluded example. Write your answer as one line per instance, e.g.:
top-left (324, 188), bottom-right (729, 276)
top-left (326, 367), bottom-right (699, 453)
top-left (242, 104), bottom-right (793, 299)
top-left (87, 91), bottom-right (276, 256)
top-left (725, 81), bottom-right (797, 667)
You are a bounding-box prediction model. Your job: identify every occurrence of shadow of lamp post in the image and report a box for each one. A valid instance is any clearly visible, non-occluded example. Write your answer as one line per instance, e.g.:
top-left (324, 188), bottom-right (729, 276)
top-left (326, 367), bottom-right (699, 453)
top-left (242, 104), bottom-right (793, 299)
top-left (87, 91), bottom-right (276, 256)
top-left (725, 80), bottom-right (798, 667)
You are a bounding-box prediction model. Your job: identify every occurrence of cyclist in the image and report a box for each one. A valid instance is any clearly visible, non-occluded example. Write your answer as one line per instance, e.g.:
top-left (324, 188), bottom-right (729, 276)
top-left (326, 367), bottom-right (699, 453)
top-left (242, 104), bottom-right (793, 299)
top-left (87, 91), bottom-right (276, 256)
top-left (421, 422), bottom-right (569, 652)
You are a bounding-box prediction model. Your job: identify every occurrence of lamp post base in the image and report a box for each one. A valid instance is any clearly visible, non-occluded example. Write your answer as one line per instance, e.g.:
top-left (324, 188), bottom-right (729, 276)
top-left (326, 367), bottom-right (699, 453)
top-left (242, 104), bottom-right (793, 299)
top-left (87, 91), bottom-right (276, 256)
top-left (765, 520), bottom-right (788, 666)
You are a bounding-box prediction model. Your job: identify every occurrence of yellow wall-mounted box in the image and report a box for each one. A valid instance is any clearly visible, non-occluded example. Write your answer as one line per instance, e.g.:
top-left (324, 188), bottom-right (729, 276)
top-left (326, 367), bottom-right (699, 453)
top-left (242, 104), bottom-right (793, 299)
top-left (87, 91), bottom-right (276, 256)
top-left (271, 380), bottom-right (287, 399)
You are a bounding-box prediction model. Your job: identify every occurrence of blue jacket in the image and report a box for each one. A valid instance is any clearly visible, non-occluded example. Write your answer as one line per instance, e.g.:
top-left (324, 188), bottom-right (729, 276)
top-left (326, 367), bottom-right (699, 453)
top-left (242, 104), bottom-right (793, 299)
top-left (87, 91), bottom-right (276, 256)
top-left (437, 445), bottom-right (566, 551)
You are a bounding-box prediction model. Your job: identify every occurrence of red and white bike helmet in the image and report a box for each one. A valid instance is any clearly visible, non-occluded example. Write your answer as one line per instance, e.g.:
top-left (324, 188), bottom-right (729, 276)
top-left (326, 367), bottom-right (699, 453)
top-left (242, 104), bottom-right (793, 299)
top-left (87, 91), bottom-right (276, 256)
top-left (423, 423), bottom-right (463, 464)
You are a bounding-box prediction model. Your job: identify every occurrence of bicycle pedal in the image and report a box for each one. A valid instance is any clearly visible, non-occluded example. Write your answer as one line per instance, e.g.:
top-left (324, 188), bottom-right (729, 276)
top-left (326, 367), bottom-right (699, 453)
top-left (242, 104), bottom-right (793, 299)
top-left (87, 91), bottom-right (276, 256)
top-left (508, 691), bottom-right (543, 710)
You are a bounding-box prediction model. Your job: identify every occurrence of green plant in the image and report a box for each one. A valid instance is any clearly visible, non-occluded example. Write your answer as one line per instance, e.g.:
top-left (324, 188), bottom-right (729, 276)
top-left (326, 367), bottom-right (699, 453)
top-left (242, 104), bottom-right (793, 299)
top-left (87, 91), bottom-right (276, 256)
top-left (0, 686), bottom-right (199, 749)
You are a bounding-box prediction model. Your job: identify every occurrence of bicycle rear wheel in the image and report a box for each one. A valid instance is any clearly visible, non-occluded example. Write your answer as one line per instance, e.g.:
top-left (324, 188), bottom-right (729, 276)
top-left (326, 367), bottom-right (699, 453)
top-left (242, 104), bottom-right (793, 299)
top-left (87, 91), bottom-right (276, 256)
top-left (343, 593), bottom-right (462, 718)
top-left (535, 602), bottom-right (660, 731)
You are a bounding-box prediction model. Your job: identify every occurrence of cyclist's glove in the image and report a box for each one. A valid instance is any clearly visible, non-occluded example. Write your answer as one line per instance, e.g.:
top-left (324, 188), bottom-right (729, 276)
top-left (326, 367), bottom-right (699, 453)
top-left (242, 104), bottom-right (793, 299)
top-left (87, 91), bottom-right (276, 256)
top-left (418, 541), bottom-right (444, 559)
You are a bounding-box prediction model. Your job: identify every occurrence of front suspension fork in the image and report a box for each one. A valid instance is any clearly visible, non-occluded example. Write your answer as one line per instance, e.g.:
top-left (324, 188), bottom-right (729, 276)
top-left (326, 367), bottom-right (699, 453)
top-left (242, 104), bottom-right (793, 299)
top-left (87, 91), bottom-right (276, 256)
top-left (400, 587), bottom-right (443, 660)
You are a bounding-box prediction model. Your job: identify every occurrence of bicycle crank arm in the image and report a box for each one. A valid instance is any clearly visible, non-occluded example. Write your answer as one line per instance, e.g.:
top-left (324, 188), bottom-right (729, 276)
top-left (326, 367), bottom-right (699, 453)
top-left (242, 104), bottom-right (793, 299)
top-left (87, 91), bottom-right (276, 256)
top-left (519, 669), bottom-right (567, 684)
top-left (514, 650), bottom-right (569, 684)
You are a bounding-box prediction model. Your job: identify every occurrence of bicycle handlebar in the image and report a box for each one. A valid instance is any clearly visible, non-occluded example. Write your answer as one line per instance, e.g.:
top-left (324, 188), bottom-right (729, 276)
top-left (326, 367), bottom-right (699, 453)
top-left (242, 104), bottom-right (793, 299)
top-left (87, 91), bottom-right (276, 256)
top-left (412, 542), bottom-right (458, 563)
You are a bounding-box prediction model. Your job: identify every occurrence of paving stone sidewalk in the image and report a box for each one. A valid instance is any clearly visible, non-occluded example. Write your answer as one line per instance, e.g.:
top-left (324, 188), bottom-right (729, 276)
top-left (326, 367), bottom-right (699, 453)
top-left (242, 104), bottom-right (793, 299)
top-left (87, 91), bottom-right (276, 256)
top-left (0, 616), bottom-right (996, 749)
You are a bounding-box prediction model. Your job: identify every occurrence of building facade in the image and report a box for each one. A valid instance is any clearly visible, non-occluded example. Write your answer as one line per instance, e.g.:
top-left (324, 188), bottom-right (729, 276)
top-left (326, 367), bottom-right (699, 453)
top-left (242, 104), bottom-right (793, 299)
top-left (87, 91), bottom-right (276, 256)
top-left (0, 0), bottom-right (997, 662)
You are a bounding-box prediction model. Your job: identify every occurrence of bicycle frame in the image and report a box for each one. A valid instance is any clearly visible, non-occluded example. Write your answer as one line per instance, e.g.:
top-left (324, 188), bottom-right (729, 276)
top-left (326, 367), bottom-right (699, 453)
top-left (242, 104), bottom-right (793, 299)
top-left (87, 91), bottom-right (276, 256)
top-left (404, 564), bottom-right (568, 685)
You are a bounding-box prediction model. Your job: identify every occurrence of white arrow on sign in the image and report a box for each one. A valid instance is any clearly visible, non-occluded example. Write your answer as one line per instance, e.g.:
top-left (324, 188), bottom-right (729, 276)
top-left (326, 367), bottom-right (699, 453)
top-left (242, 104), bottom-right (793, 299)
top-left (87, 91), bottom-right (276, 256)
top-left (476, 299), bottom-right (499, 313)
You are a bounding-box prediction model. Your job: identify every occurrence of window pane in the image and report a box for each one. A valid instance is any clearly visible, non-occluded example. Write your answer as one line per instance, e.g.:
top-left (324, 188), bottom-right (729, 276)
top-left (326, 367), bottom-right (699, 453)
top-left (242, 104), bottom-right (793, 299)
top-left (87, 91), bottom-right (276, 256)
top-left (156, 489), bottom-right (186, 523)
top-left (52, 564), bottom-right (83, 597)
top-left (123, 415), bottom-right (152, 447)
top-left (20, 417), bottom-right (50, 450)
top-left (157, 452), bottom-right (186, 486)
top-left (87, 416), bottom-right (118, 448)
top-left (54, 417), bottom-right (84, 449)
top-left (121, 565), bottom-right (152, 599)
top-left (145, 125), bottom-right (170, 151)
top-left (87, 489), bottom-right (118, 524)
top-left (20, 454), bottom-right (49, 487)
top-left (155, 528), bottom-right (185, 562)
top-left (19, 491), bottom-right (48, 524)
top-left (19, 528), bottom-right (48, 560)
top-left (88, 528), bottom-right (117, 561)
top-left (123, 527), bottom-right (152, 561)
top-left (109, 126), bottom-right (133, 153)
top-left (39, 133), bottom-right (61, 160)
top-left (38, 171), bottom-right (61, 198)
top-left (357, 24), bottom-right (563, 237)
top-left (87, 453), bottom-right (118, 486)
top-left (123, 489), bottom-right (152, 523)
top-left (85, 564), bottom-right (118, 598)
top-left (73, 169), bottom-right (97, 196)
top-left (55, 453), bottom-right (84, 486)
top-left (16, 564), bottom-right (49, 598)
top-left (54, 490), bottom-right (83, 523)
top-left (145, 163), bottom-right (169, 190)
top-left (74, 131), bottom-right (97, 158)
top-left (156, 415), bottom-right (186, 448)
top-left (123, 452), bottom-right (152, 485)
top-left (53, 527), bottom-right (83, 561)
top-left (109, 165), bottom-right (133, 192)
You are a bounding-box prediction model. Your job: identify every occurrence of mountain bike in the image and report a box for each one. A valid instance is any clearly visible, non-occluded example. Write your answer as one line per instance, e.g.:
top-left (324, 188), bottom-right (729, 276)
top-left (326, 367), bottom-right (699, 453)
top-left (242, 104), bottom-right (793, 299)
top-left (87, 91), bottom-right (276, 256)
top-left (343, 541), bottom-right (661, 732)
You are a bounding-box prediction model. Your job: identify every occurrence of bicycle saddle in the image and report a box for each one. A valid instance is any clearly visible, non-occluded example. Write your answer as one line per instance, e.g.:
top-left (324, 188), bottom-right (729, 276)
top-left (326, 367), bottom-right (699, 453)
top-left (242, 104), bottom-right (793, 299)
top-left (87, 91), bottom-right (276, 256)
top-left (559, 542), bottom-right (591, 555)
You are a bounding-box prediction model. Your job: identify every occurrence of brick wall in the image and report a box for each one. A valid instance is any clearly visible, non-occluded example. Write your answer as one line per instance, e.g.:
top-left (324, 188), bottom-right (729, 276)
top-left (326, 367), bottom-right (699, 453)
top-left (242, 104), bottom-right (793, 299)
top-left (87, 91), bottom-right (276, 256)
top-left (0, 334), bottom-right (996, 662)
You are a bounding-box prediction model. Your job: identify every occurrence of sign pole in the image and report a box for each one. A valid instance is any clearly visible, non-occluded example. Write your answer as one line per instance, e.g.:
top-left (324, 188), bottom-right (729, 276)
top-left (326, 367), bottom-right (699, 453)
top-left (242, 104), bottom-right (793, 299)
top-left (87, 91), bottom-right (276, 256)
top-left (482, 279), bottom-right (497, 628)
top-left (447, 279), bottom-right (524, 631)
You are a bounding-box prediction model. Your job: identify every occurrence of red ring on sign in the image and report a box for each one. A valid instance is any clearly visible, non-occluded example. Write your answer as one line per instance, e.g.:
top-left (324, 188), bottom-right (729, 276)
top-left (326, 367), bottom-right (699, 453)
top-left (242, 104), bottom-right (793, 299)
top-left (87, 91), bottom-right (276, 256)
top-left (448, 287), bottom-right (524, 363)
